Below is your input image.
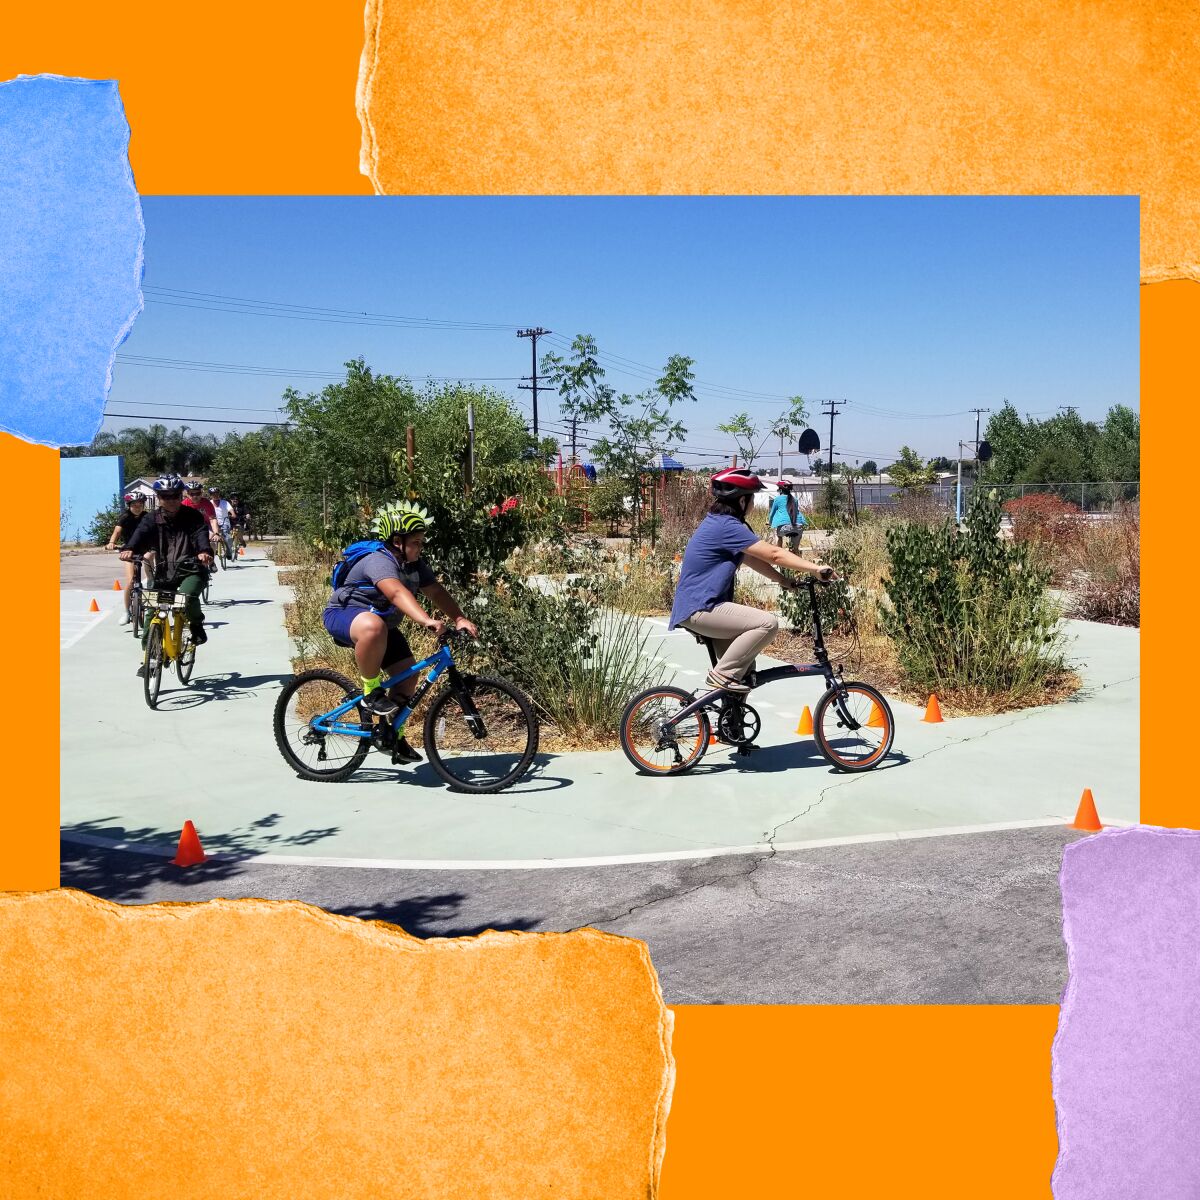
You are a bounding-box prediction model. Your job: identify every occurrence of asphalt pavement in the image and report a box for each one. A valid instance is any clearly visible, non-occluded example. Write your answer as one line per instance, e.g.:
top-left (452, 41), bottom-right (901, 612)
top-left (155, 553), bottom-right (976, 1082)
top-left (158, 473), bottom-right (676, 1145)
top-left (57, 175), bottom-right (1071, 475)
top-left (58, 543), bottom-right (1138, 1002)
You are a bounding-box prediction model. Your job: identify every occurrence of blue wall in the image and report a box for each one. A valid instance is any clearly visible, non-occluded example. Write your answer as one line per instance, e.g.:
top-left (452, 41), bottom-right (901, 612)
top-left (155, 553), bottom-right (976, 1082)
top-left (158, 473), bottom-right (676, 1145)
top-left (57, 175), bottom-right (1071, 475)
top-left (60, 455), bottom-right (124, 543)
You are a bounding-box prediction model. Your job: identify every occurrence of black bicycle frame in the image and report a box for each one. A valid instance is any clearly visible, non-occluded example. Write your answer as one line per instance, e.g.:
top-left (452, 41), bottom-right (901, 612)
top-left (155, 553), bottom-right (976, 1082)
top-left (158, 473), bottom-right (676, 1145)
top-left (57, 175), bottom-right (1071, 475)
top-left (661, 579), bottom-right (852, 734)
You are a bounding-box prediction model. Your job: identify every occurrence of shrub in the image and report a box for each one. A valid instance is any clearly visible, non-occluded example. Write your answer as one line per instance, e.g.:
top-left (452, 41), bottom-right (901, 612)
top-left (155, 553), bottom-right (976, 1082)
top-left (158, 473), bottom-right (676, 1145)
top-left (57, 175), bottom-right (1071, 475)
top-left (881, 489), bottom-right (1066, 705)
top-left (463, 572), bottom-right (666, 740)
top-left (1004, 493), bottom-right (1082, 568)
top-left (1063, 504), bottom-right (1139, 626)
top-left (86, 495), bottom-right (127, 546)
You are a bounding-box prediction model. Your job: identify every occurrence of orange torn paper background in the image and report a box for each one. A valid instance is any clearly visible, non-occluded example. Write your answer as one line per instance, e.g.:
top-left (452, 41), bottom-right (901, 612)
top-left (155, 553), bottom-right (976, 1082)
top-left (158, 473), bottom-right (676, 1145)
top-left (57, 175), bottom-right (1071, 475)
top-left (357, 0), bottom-right (1198, 281)
top-left (0, 890), bottom-right (674, 1200)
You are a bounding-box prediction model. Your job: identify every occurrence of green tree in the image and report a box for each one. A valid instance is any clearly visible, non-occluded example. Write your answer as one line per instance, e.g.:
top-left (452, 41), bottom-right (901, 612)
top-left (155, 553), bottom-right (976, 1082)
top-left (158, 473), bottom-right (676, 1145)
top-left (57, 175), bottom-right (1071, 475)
top-left (208, 428), bottom-right (292, 534)
top-left (860, 460), bottom-right (878, 477)
top-left (542, 334), bottom-right (697, 538)
top-left (1094, 405), bottom-right (1140, 481)
top-left (981, 402), bottom-right (1038, 484)
top-left (716, 412), bottom-right (759, 469)
top-left (886, 446), bottom-right (937, 489)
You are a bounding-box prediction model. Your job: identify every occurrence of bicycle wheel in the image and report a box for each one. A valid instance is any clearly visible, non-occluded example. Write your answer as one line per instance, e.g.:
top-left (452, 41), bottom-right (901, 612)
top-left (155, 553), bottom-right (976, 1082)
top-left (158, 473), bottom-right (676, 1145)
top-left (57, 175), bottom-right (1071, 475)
top-left (202, 575), bottom-right (211, 604)
top-left (619, 685), bottom-right (711, 776)
top-left (176, 628), bottom-right (196, 684)
top-left (813, 681), bottom-right (895, 772)
top-left (273, 669), bottom-right (372, 782)
top-left (143, 622), bottom-right (165, 709)
top-left (422, 674), bottom-right (539, 794)
top-left (129, 590), bottom-right (143, 638)
top-left (216, 540), bottom-right (227, 570)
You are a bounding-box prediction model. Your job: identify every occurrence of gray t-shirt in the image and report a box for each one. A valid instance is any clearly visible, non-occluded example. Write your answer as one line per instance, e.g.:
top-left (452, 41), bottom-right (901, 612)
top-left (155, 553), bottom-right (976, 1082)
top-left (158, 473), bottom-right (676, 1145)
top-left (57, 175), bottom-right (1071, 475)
top-left (332, 550), bottom-right (437, 624)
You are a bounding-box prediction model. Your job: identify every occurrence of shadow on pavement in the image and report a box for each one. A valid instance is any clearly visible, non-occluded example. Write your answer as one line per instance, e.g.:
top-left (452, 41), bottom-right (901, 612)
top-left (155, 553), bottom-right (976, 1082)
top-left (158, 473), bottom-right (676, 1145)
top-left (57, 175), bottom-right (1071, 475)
top-left (153, 671), bottom-right (291, 710)
top-left (328, 896), bottom-right (538, 938)
top-left (59, 835), bottom-right (538, 939)
top-left (678, 742), bottom-right (911, 776)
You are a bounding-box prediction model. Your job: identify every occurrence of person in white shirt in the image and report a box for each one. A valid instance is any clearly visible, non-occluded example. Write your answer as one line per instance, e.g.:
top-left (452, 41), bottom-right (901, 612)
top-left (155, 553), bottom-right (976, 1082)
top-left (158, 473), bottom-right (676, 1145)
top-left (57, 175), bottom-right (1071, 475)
top-left (208, 487), bottom-right (236, 561)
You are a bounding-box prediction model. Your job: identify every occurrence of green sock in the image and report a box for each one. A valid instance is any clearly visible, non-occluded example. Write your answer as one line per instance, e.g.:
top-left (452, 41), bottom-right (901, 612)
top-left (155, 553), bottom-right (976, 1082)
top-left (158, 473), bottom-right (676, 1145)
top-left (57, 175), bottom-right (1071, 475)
top-left (361, 673), bottom-right (383, 695)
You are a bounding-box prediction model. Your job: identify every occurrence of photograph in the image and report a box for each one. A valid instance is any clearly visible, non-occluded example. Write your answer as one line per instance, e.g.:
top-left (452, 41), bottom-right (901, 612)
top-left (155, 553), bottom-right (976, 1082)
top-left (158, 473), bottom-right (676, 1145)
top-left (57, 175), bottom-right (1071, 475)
top-left (58, 194), bottom-right (1140, 1004)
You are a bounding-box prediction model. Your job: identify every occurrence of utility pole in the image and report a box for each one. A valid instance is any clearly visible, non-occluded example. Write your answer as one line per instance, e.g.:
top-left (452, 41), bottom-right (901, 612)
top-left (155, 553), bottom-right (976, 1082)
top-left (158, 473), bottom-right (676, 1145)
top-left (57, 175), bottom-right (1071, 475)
top-left (820, 400), bottom-right (845, 516)
top-left (969, 406), bottom-right (990, 502)
top-left (517, 327), bottom-right (551, 442)
top-left (466, 402), bottom-right (475, 492)
top-left (1059, 405), bottom-right (1078, 416)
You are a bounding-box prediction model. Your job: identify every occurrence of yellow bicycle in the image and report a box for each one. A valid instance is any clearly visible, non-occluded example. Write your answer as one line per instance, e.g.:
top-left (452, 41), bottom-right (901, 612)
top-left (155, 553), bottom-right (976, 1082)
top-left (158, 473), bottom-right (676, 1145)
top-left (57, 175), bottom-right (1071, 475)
top-left (141, 586), bottom-right (198, 708)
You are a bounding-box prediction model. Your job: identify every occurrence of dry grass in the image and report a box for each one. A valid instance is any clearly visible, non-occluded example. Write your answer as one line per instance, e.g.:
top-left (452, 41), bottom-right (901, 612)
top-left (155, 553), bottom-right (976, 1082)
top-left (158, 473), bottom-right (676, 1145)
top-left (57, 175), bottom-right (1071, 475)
top-left (769, 626), bottom-right (1080, 716)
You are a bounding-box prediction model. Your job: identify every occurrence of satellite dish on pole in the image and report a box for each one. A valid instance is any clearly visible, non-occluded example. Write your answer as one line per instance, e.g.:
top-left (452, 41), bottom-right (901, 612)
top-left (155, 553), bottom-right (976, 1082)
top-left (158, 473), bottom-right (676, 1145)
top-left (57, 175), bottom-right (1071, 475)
top-left (977, 440), bottom-right (993, 463)
top-left (797, 428), bottom-right (821, 455)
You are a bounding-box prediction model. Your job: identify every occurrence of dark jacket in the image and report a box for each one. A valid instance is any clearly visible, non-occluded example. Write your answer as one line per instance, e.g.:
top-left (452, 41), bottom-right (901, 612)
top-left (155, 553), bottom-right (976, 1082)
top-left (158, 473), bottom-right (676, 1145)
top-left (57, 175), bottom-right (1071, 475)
top-left (124, 506), bottom-right (212, 579)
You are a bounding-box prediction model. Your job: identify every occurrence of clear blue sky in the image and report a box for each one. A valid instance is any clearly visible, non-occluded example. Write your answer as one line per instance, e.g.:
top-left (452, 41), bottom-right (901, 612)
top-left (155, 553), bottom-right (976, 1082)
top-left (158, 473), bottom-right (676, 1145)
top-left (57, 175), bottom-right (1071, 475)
top-left (107, 196), bottom-right (1138, 470)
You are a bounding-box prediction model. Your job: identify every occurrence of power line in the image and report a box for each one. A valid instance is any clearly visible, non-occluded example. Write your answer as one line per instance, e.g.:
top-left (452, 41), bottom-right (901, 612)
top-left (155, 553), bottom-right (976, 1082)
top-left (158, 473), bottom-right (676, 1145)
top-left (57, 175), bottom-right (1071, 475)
top-left (142, 286), bottom-right (518, 331)
top-left (115, 352), bottom-right (522, 383)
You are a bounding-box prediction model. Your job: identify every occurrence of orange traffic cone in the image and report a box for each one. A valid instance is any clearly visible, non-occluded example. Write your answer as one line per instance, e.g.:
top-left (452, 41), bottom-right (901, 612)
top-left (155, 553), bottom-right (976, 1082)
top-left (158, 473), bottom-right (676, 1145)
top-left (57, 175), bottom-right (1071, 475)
top-left (922, 694), bottom-right (944, 723)
top-left (795, 706), bottom-right (813, 736)
top-left (171, 821), bottom-right (208, 867)
top-left (112, 579), bottom-right (122, 590)
top-left (867, 702), bottom-right (887, 729)
top-left (88, 598), bottom-right (100, 612)
top-left (238, 547), bottom-right (245, 557)
top-left (1071, 789), bottom-right (1103, 832)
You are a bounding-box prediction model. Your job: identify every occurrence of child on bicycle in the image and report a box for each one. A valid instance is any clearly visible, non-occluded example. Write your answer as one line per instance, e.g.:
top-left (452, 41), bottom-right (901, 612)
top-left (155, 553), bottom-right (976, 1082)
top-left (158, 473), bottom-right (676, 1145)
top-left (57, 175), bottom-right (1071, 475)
top-left (669, 468), bottom-right (835, 695)
top-left (322, 501), bottom-right (478, 763)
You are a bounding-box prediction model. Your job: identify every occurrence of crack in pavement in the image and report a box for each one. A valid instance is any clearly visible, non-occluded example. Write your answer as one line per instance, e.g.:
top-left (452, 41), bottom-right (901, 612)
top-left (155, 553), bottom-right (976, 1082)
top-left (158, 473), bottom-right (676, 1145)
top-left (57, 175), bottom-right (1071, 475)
top-left (568, 707), bottom-right (1061, 934)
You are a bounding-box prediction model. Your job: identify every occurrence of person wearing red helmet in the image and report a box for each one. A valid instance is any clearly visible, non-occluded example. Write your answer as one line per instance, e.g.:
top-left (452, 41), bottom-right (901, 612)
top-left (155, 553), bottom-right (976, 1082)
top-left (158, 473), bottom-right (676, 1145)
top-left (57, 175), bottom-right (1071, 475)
top-left (667, 467), bottom-right (835, 694)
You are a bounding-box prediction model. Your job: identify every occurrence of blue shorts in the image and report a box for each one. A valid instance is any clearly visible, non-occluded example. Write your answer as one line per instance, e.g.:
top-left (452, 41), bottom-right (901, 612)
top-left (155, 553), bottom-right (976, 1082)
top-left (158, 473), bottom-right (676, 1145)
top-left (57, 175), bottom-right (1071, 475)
top-left (322, 606), bottom-right (413, 666)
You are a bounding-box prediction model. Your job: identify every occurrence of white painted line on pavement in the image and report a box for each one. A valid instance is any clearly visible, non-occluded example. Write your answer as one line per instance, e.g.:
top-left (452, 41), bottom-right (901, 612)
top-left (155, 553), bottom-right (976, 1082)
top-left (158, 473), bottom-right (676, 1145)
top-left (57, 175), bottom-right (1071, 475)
top-left (61, 608), bottom-right (114, 651)
top-left (61, 816), bottom-right (1134, 872)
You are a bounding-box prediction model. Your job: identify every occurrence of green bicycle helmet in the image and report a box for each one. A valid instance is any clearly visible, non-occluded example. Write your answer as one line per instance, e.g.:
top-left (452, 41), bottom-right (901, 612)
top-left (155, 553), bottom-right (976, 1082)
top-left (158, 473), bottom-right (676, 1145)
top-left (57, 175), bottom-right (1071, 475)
top-left (371, 500), bottom-right (433, 541)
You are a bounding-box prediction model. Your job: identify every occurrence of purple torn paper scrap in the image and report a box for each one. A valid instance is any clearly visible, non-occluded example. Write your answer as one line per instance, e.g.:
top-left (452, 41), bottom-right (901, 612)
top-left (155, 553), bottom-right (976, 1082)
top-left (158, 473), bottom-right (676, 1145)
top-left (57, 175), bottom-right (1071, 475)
top-left (0, 74), bottom-right (143, 448)
top-left (1053, 825), bottom-right (1200, 1199)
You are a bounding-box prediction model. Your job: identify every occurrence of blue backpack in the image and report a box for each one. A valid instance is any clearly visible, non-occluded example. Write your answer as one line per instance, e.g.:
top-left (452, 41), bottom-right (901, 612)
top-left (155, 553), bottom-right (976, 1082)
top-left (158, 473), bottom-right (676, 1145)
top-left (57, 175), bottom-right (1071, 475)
top-left (330, 539), bottom-right (398, 612)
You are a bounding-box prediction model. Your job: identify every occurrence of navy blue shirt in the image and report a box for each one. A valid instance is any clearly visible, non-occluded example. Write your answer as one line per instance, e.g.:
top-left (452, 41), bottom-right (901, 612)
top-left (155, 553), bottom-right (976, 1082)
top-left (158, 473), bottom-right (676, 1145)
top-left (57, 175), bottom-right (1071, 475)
top-left (668, 513), bottom-right (761, 629)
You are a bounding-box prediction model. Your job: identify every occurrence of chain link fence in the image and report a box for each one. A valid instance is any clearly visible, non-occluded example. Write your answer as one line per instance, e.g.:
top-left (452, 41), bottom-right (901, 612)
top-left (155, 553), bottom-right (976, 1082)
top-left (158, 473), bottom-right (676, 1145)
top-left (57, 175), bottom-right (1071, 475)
top-left (853, 481), bottom-right (1139, 515)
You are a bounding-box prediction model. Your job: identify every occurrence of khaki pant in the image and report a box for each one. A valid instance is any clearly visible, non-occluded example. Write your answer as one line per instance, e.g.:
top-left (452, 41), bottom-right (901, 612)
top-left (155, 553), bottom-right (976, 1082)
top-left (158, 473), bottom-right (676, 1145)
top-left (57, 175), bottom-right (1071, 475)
top-left (681, 602), bottom-right (780, 680)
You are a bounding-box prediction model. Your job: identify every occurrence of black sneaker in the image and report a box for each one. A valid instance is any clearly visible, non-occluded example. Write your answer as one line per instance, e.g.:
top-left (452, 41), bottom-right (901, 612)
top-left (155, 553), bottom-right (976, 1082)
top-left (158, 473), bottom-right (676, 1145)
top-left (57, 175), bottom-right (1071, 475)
top-left (364, 690), bottom-right (400, 719)
top-left (190, 622), bottom-right (208, 645)
top-left (392, 736), bottom-right (423, 764)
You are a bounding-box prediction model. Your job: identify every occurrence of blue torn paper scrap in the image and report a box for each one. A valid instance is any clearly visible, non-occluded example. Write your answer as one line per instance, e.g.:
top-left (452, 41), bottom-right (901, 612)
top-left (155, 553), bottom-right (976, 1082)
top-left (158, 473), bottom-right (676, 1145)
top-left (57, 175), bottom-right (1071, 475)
top-left (0, 74), bottom-right (144, 448)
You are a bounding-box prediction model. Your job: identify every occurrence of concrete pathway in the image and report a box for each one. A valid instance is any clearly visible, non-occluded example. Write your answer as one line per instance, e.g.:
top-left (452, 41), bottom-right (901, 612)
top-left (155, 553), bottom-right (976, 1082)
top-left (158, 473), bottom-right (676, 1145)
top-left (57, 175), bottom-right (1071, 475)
top-left (61, 548), bottom-right (1138, 865)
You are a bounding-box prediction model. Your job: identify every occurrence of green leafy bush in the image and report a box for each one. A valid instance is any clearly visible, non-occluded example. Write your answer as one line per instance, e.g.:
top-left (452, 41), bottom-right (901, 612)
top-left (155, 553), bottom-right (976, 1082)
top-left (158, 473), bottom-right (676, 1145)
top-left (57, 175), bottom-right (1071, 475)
top-left (86, 495), bottom-right (128, 546)
top-left (463, 572), bottom-right (665, 739)
top-left (881, 489), bottom-right (1066, 702)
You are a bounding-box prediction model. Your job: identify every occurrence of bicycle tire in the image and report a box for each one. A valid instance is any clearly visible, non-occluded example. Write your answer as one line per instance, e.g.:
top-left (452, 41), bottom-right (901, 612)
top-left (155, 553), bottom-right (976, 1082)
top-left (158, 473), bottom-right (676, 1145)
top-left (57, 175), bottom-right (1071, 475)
top-left (422, 674), bottom-right (539, 794)
top-left (215, 540), bottom-right (227, 570)
top-left (619, 685), bottom-right (711, 776)
top-left (812, 681), bottom-right (895, 772)
top-left (273, 668), bottom-right (372, 782)
top-left (129, 591), bottom-right (143, 638)
top-left (143, 622), bottom-right (164, 709)
top-left (176, 630), bottom-right (196, 684)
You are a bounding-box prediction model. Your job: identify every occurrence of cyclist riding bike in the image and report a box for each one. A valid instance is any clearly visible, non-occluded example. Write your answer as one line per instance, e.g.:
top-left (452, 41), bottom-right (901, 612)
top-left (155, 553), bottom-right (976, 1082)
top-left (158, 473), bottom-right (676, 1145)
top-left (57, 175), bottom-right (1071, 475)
top-left (105, 492), bottom-right (152, 624)
top-left (183, 481), bottom-right (221, 548)
top-left (768, 477), bottom-right (807, 552)
top-left (321, 500), bottom-right (478, 763)
top-left (208, 487), bottom-right (236, 562)
top-left (230, 493), bottom-right (251, 549)
top-left (119, 475), bottom-right (213, 665)
top-left (668, 467), bottom-right (836, 695)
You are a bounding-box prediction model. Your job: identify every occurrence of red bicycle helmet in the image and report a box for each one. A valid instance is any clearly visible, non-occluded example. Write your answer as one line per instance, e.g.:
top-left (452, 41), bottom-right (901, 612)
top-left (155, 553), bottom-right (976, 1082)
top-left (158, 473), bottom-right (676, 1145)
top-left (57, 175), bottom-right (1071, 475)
top-left (711, 467), bottom-right (766, 499)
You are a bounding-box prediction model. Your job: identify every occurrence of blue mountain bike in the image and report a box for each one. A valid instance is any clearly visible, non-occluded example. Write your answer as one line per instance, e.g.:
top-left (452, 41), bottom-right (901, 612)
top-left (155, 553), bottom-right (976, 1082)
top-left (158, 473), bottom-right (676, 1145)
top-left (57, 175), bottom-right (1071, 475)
top-left (272, 629), bottom-right (539, 793)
